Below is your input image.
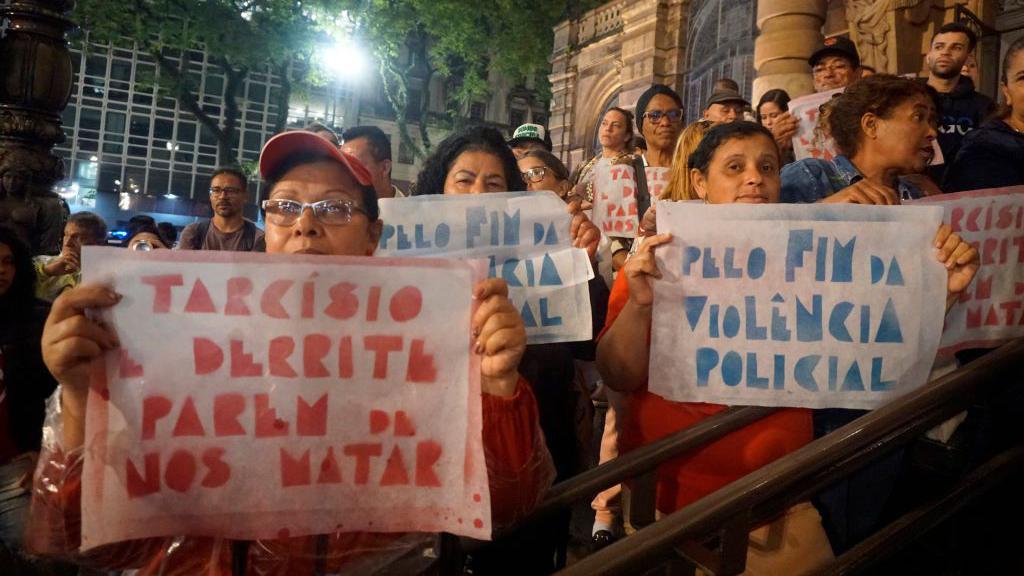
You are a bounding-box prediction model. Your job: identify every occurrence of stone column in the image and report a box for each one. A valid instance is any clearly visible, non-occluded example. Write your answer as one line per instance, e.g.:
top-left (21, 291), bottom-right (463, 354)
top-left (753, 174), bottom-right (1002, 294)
top-left (549, 19), bottom-right (578, 163)
top-left (0, 0), bottom-right (74, 254)
top-left (752, 0), bottom-right (828, 103)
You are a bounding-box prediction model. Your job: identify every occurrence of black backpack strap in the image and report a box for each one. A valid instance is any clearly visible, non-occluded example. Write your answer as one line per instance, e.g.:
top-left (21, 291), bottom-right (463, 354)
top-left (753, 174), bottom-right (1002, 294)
top-left (632, 156), bottom-right (651, 227)
top-left (192, 220), bottom-right (211, 250)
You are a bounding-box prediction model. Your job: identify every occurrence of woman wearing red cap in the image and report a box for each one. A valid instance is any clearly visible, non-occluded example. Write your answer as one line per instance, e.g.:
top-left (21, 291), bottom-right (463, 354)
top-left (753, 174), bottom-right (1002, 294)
top-left (25, 131), bottom-right (554, 575)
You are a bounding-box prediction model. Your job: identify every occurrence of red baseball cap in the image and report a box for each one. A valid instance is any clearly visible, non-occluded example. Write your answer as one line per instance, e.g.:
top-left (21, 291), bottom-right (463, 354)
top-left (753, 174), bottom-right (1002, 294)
top-left (259, 130), bottom-right (373, 187)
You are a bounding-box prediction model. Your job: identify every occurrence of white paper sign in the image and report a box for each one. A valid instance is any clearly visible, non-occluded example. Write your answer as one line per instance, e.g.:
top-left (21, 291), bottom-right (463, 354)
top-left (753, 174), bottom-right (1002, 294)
top-left (912, 186), bottom-right (1024, 354)
top-left (377, 191), bottom-right (594, 344)
top-left (789, 88), bottom-right (843, 161)
top-left (592, 159), bottom-right (640, 238)
top-left (80, 248), bottom-right (490, 550)
top-left (649, 203), bottom-right (946, 410)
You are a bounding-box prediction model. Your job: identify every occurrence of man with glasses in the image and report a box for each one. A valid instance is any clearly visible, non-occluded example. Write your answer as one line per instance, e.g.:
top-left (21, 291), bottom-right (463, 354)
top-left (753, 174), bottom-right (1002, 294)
top-left (178, 167), bottom-right (265, 252)
top-left (809, 36), bottom-right (861, 93)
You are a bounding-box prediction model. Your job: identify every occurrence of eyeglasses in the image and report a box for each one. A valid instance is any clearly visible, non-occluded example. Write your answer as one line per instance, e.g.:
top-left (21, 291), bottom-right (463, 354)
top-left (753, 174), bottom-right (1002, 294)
top-left (521, 166), bottom-right (550, 183)
top-left (261, 198), bottom-right (365, 226)
top-left (210, 186), bottom-right (244, 197)
top-left (644, 109), bottom-right (683, 124)
top-left (812, 62), bottom-right (852, 76)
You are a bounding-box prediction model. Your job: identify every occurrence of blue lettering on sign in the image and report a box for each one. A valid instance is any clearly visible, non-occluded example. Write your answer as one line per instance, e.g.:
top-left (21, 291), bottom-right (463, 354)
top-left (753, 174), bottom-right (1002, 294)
top-left (684, 296), bottom-right (708, 331)
top-left (795, 355), bottom-right (820, 391)
top-left (521, 301), bottom-right (537, 327)
top-left (871, 357), bottom-right (895, 391)
top-left (773, 354), bottom-right (786, 389)
top-left (841, 362), bottom-right (865, 391)
top-left (379, 223), bottom-right (453, 250)
top-left (745, 296), bottom-right (767, 340)
top-left (539, 297), bottom-right (563, 327)
top-left (770, 294), bottom-right (791, 341)
top-left (785, 229), bottom-right (813, 282)
top-left (696, 347), bottom-right (719, 386)
top-left (467, 208), bottom-right (521, 248)
top-left (748, 248), bottom-right (767, 279)
top-left (795, 295), bottom-right (823, 342)
top-left (746, 353), bottom-right (769, 388)
top-left (875, 298), bottom-right (904, 343)
top-left (534, 222), bottom-right (560, 245)
top-left (885, 257), bottom-right (904, 286)
top-left (539, 253), bottom-right (563, 286)
top-left (870, 256), bottom-right (884, 284)
top-left (724, 248), bottom-right (742, 278)
top-left (828, 301), bottom-right (855, 342)
top-left (722, 352), bottom-right (743, 386)
top-left (832, 238), bottom-right (855, 282)
top-left (722, 306), bottom-right (741, 338)
top-left (815, 237), bottom-right (827, 281)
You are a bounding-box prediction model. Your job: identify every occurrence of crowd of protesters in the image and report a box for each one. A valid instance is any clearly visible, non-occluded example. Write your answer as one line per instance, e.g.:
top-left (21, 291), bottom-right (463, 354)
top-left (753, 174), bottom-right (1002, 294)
top-left (0, 22), bottom-right (1022, 576)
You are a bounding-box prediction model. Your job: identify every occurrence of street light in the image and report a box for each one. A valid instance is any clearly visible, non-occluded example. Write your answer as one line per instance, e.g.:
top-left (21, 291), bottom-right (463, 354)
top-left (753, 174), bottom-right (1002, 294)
top-left (318, 38), bottom-right (368, 81)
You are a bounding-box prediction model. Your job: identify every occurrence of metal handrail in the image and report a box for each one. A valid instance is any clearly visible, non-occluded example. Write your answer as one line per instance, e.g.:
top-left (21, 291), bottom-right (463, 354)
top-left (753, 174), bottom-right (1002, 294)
top-left (493, 405), bottom-right (777, 537)
top-left (556, 338), bottom-right (1024, 575)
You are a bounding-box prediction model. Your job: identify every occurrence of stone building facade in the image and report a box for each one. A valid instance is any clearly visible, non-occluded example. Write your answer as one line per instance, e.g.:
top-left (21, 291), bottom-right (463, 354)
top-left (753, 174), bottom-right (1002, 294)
top-left (549, 0), bottom-right (1020, 171)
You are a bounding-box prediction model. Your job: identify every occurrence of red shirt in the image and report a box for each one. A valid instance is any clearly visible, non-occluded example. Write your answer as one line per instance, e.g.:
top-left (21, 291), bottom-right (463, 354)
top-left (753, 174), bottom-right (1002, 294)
top-left (602, 272), bottom-right (813, 514)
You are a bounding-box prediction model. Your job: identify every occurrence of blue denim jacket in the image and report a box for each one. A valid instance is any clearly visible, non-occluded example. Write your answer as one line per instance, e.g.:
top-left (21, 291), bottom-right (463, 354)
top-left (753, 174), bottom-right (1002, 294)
top-left (780, 155), bottom-right (923, 204)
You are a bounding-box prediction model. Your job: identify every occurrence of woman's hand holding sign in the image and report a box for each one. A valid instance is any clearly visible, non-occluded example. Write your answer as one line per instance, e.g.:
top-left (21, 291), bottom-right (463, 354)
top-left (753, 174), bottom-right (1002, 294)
top-left (42, 284), bottom-right (122, 451)
top-left (933, 224), bottom-right (979, 312)
top-left (567, 199), bottom-right (601, 262)
top-left (623, 233), bottom-right (673, 308)
top-left (596, 233), bottom-right (673, 393)
top-left (473, 278), bottom-right (527, 398)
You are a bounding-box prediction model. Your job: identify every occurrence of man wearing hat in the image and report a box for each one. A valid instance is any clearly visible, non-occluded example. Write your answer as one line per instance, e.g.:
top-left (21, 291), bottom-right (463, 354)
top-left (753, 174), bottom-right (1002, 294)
top-left (703, 89), bottom-right (750, 124)
top-left (508, 123), bottom-right (553, 159)
top-left (809, 35), bottom-right (861, 93)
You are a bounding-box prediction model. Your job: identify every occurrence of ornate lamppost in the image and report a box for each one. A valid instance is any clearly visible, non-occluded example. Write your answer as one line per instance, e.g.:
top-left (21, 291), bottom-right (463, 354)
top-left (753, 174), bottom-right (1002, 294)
top-left (0, 0), bottom-right (74, 254)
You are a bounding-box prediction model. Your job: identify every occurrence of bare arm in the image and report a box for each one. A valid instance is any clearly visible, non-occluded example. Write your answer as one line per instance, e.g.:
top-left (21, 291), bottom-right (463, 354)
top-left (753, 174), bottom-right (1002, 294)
top-left (596, 233), bottom-right (672, 393)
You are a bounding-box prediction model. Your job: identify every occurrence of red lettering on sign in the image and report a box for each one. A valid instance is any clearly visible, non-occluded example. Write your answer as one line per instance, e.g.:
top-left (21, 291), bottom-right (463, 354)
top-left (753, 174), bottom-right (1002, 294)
top-left (390, 286), bottom-right (422, 322)
top-left (164, 449), bottom-right (197, 493)
top-left (254, 394), bottom-right (289, 437)
top-left (260, 279), bottom-right (293, 319)
top-left (268, 336), bottom-right (297, 377)
top-left (394, 411), bottom-right (416, 437)
top-left (213, 393), bottom-right (246, 436)
top-left (365, 335), bottom-right (402, 379)
top-left (172, 397), bottom-right (206, 437)
top-left (280, 448), bottom-right (311, 487)
top-left (369, 410), bottom-right (389, 434)
top-left (141, 274), bottom-right (183, 313)
top-left (366, 286), bottom-right (381, 321)
top-left (302, 279), bottom-right (316, 319)
top-left (126, 453), bottom-right (160, 498)
top-left (415, 441), bottom-right (443, 487)
top-left (303, 334), bottom-right (330, 377)
top-left (201, 447), bottom-right (231, 488)
top-left (338, 336), bottom-right (353, 378)
top-left (142, 395), bottom-right (172, 440)
top-left (406, 339), bottom-right (437, 383)
top-left (194, 337), bottom-right (224, 375)
top-left (296, 394), bottom-right (327, 436)
top-left (185, 279), bottom-right (216, 313)
top-left (344, 443), bottom-right (383, 485)
top-left (380, 446), bottom-right (410, 486)
top-left (119, 350), bottom-right (144, 379)
top-left (225, 277), bottom-right (253, 316)
top-left (317, 447), bottom-right (343, 484)
top-left (230, 340), bottom-right (263, 377)
top-left (325, 282), bottom-right (358, 320)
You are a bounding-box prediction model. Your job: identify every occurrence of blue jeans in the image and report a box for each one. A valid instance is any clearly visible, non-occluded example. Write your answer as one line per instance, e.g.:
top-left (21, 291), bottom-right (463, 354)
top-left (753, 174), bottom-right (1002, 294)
top-left (812, 409), bottom-right (905, 555)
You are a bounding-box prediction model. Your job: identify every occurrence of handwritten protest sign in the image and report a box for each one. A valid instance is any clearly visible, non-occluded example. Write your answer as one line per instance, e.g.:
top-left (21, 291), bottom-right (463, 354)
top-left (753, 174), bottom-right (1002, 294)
top-left (377, 191), bottom-right (594, 344)
top-left (649, 203), bottom-right (946, 409)
top-left (912, 187), bottom-right (1024, 354)
top-left (80, 248), bottom-right (490, 550)
top-left (592, 159), bottom-right (639, 237)
top-left (789, 88), bottom-right (842, 161)
top-left (591, 161), bottom-right (669, 236)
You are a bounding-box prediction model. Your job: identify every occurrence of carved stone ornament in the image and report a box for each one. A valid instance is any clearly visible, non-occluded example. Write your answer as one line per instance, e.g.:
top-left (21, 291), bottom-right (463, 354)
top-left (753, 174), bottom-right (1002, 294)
top-left (847, 0), bottom-right (895, 72)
